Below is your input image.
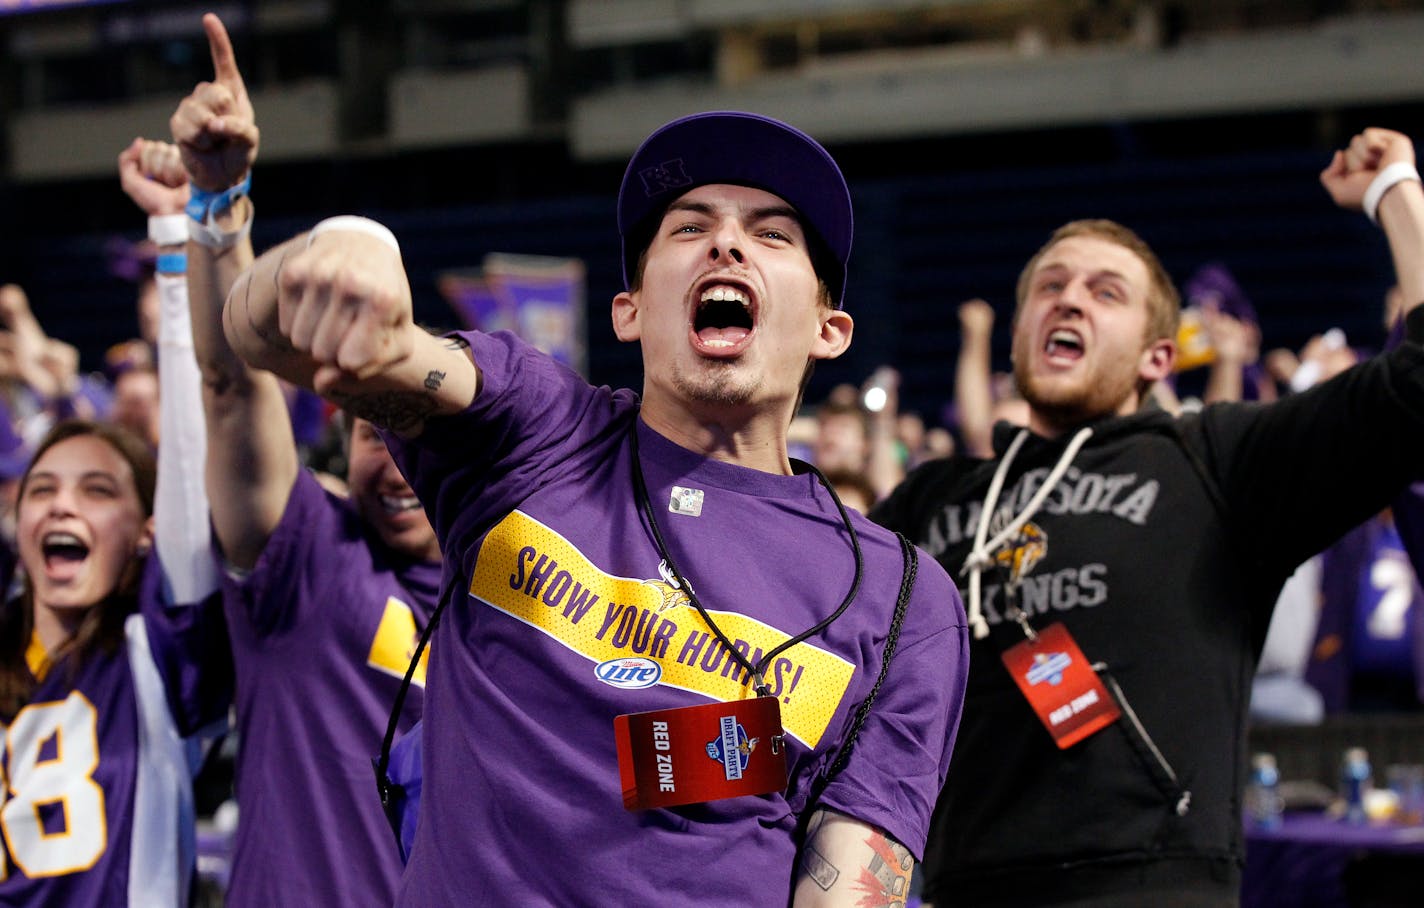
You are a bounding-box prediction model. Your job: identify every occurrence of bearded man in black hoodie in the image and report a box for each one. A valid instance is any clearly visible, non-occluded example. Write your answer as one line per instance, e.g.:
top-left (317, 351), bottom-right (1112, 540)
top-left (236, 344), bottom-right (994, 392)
top-left (873, 127), bottom-right (1424, 908)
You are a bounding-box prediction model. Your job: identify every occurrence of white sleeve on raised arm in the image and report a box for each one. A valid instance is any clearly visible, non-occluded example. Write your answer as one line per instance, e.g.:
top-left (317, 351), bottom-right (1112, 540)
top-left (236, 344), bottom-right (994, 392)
top-left (155, 269), bottom-right (220, 603)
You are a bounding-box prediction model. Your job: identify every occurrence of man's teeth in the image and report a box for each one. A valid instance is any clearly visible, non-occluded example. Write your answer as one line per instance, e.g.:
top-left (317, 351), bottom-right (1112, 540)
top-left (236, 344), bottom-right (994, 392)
top-left (694, 284), bottom-right (754, 345)
top-left (381, 495), bottom-right (421, 513)
top-left (43, 532), bottom-right (84, 547)
top-left (1046, 330), bottom-right (1082, 353)
top-left (700, 286), bottom-right (749, 305)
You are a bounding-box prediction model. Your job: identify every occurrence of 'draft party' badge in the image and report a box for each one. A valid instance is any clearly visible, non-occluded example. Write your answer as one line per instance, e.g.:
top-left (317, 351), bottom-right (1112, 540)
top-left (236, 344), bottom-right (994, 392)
top-left (616, 697), bottom-right (787, 809)
top-left (706, 715), bottom-right (760, 781)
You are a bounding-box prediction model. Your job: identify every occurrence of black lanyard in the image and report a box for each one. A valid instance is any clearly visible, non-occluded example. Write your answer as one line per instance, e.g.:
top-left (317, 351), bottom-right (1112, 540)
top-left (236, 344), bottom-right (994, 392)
top-left (628, 421), bottom-right (863, 697)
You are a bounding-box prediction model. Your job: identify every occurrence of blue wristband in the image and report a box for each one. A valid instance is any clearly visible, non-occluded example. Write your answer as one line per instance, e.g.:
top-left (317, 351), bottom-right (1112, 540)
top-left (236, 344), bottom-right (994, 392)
top-left (156, 252), bottom-right (187, 274)
top-left (186, 171), bottom-right (252, 224)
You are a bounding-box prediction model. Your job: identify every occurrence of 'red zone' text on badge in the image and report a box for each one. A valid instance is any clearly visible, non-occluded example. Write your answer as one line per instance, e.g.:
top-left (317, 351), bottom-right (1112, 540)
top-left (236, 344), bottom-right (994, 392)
top-left (615, 697), bottom-right (787, 810)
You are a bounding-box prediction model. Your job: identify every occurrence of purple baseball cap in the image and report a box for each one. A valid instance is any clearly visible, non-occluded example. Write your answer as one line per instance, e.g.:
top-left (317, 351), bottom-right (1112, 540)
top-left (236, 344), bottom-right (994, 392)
top-left (1184, 262), bottom-right (1258, 326)
top-left (617, 111), bottom-right (853, 307)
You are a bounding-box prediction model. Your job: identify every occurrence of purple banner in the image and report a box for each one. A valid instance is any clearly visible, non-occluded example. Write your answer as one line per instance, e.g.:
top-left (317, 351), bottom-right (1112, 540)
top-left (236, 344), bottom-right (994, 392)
top-left (439, 254), bottom-right (587, 377)
top-left (438, 271), bottom-right (513, 336)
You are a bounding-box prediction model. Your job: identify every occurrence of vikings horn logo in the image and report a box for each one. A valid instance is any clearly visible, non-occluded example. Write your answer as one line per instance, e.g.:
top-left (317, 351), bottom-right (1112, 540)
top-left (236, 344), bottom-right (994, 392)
top-left (642, 559), bottom-right (692, 614)
top-left (994, 522), bottom-right (1047, 584)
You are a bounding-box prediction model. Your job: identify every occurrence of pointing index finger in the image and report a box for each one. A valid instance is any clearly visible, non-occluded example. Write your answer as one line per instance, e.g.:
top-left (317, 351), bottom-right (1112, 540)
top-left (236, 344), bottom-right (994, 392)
top-left (203, 13), bottom-right (245, 93)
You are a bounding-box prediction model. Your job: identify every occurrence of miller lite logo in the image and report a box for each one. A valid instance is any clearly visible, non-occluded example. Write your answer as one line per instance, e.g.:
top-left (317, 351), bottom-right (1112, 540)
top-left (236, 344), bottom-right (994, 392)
top-left (639, 158), bottom-right (693, 197)
top-left (595, 657), bottom-right (662, 690)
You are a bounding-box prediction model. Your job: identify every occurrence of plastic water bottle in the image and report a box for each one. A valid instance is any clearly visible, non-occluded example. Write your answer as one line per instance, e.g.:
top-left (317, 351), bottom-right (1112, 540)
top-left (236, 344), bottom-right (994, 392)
top-left (1342, 747), bottom-right (1372, 825)
top-left (1246, 752), bottom-right (1283, 829)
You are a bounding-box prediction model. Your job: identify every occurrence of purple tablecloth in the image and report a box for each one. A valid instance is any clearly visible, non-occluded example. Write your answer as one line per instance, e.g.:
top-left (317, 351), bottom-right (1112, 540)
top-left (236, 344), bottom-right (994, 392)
top-left (1243, 813), bottom-right (1424, 908)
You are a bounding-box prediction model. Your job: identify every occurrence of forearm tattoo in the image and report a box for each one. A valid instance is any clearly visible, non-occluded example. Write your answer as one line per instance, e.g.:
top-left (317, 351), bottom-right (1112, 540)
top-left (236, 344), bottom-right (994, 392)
top-left (800, 811), bottom-right (839, 892)
top-left (799, 814), bottom-right (914, 907)
top-left (850, 829), bottom-right (913, 908)
top-left (327, 389), bottom-right (439, 434)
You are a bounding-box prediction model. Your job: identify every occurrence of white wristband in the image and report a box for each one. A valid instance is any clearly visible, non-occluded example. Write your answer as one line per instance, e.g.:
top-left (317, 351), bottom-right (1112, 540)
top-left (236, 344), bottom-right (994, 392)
top-left (307, 216), bottom-right (400, 255)
top-left (1289, 328), bottom-right (1348, 392)
top-left (1363, 161), bottom-right (1421, 225)
top-left (189, 201), bottom-right (255, 251)
top-left (149, 214), bottom-right (189, 247)
top-left (1289, 360), bottom-right (1322, 393)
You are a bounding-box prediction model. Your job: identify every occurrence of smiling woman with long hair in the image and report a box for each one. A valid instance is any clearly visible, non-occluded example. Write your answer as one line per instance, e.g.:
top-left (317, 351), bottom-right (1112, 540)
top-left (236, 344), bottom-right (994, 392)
top-left (0, 133), bottom-right (231, 907)
top-left (0, 422), bottom-right (155, 709)
top-left (0, 420), bottom-right (228, 907)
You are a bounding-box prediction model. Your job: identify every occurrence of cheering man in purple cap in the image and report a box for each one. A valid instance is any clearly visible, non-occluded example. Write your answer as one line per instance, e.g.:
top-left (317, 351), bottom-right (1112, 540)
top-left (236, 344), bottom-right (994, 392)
top-left (217, 102), bottom-right (969, 904)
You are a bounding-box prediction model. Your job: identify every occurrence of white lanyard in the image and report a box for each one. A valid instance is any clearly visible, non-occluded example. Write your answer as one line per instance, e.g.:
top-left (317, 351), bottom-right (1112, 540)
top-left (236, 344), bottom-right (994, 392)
top-left (960, 426), bottom-right (1094, 639)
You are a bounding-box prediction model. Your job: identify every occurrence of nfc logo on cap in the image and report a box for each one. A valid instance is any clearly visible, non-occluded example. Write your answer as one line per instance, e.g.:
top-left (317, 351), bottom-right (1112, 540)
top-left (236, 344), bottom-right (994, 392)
top-left (640, 159), bottom-right (692, 197)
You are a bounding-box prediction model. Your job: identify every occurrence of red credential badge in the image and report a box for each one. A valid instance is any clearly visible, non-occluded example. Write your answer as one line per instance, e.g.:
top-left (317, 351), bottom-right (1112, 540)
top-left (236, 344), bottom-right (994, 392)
top-left (614, 696), bottom-right (788, 810)
top-left (1000, 622), bottom-right (1120, 749)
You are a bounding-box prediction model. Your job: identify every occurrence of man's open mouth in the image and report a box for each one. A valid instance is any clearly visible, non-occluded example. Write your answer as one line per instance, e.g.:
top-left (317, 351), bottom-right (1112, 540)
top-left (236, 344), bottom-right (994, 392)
top-left (1045, 328), bottom-right (1084, 361)
top-left (694, 284), bottom-right (754, 349)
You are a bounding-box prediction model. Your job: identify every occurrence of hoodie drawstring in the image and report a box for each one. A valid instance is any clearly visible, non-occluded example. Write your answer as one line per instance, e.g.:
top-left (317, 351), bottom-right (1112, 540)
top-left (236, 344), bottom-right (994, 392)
top-left (960, 426), bottom-right (1095, 639)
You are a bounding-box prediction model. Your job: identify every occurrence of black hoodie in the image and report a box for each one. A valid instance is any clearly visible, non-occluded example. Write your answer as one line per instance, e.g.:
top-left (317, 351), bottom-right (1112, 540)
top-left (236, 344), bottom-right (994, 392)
top-left (871, 308), bottom-right (1424, 906)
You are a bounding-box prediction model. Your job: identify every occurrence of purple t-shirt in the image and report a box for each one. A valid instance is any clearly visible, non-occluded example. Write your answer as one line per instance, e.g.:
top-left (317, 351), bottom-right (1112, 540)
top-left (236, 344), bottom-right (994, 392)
top-left (0, 559), bottom-right (222, 907)
top-left (222, 470), bottom-right (441, 908)
top-left (388, 331), bottom-right (968, 906)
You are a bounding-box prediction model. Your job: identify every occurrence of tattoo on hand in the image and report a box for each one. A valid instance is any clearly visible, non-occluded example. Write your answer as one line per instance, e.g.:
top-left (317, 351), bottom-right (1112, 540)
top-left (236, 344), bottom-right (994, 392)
top-left (327, 390), bottom-right (438, 434)
top-left (273, 249), bottom-right (289, 292)
top-left (243, 269), bottom-right (294, 353)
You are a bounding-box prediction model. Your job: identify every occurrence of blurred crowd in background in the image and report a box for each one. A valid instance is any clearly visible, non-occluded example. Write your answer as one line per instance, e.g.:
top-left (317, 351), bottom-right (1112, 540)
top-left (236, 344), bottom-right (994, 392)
top-left (3, 228), bottom-right (1417, 725)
